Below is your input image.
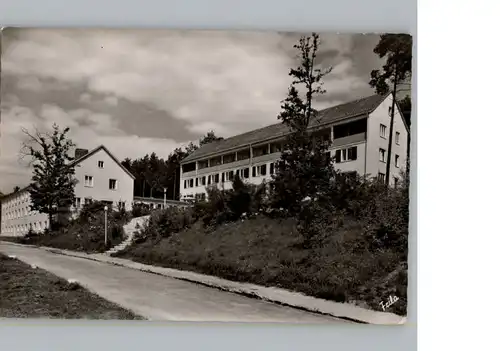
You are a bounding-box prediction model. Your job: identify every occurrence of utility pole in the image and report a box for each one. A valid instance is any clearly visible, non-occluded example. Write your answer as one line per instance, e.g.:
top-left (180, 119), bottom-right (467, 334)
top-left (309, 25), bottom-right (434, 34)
top-left (173, 169), bottom-right (177, 200)
top-left (385, 66), bottom-right (398, 187)
top-left (104, 205), bottom-right (108, 247)
top-left (163, 187), bottom-right (167, 209)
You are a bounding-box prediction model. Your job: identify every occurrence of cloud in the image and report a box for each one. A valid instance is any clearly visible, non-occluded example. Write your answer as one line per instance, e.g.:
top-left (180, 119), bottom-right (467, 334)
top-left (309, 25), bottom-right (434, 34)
top-left (16, 76), bottom-right (42, 91)
top-left (0, 29), bottom-right (385, 192)
top-left (0, 101), bottom-right (185, 192)
top-left (104, 96), bottom-right (118, 106)
top-left (2, 29), bottom-right (380, 138)
top-left (79, 93), bottom-right (92, 103)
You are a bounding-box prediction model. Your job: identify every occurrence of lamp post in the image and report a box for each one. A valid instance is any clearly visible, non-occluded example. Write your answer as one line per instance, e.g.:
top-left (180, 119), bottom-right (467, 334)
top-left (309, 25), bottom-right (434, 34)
top-left (163, 188), bottom-right (167, 209)
top-left (104, 205), bottom-right (108, 246)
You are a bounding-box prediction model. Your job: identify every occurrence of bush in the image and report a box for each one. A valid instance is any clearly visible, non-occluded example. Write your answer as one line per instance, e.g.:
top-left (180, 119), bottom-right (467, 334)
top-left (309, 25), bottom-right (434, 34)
top-left (191, 176), bottom-right (267, 229)
top-left (131, 203), bottom-right (151, 218)
top-left (142, 206), bottom-right (195, 240)
top-left (14, 201), bottom-right (131, 253)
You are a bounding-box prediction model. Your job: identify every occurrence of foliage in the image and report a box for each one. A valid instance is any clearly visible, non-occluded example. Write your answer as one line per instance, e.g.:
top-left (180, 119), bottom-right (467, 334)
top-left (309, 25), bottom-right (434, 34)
top-left (369, 33), bottom-right (412, 185)
top-left (16, 201), bottom-right (129, 253)
top-left (369, 34), bottom-right (413, 96)
top-left (194, 176), bottom-right (267, 228)
top-left (22, 124), bottom-right (76, 229)
top-left (270, 33), bottom-right (334, 214)
top-left (140, 206), bottom-right (195, 241)
top-left (131, 203), bottom-right (152, 218)
top-left (200, 130), bottom-right (224, 146)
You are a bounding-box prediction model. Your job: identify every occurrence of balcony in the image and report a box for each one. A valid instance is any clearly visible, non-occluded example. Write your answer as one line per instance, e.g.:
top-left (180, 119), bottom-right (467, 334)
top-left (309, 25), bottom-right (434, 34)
top-left (332, 132), bottom-right (366, 148)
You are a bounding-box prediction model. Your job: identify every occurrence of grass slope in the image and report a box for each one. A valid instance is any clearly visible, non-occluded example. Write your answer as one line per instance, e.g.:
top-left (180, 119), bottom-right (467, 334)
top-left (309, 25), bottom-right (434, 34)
top-left (117, 215), bottom-right (407, 316)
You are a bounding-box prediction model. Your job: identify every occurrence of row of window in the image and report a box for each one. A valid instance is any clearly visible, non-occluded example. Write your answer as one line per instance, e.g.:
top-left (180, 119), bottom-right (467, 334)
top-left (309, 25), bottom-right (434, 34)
top-left (2, 221), bottom-right (49, 233)
top-left (4, 206), bottom-right (35, 220)
top-left (379, 148), bottom-right (401, 168)
top-left (331, 146), bottom-right (358, 163)
top-left (3, 193), bottom-right (30, 209)
top-left (184, 163), bottom-right (277, 189)
top-left (379, 124), bottom-right (401, 145)
top-left (84, 175), bottom-right (118, 190)
top-left (73, 198), bottom-right (124, 209)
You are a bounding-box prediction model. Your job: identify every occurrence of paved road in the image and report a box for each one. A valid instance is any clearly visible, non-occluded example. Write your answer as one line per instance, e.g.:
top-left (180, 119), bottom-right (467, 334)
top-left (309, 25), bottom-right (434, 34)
top-left (0, 243), bottom-right (345, 323)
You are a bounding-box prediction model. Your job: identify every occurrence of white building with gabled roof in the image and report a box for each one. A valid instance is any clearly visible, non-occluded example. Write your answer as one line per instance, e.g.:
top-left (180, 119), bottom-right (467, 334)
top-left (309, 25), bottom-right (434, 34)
top-left (0, 144), bottom-right (135, 236)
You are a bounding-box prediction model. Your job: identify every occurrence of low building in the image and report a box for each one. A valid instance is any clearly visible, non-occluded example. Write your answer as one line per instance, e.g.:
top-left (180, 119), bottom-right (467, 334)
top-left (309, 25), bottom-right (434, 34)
top-left (0, 145), bottom-right (135, 236)
top-left (179, 93), bottom-right (409, 201)
top-left (132, 196), bottom-right (190, 210)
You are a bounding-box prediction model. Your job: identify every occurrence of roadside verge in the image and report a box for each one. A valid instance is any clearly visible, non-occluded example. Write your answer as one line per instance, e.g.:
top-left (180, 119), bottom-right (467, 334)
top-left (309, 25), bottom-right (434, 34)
top-left (0, 241), bottom-right (407, 325)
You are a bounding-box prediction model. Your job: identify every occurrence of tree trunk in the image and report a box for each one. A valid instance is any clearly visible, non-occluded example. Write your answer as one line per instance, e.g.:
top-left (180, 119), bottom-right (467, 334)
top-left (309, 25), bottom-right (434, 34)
top-left (48, 211), bottom-right (53, 231)
top-left (385, 69), bottom-right (398, 187)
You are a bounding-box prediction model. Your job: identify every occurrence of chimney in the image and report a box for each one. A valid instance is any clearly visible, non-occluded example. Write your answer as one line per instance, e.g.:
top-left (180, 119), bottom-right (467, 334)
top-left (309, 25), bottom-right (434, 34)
top-left (75, 148), bottom-right (89, 160)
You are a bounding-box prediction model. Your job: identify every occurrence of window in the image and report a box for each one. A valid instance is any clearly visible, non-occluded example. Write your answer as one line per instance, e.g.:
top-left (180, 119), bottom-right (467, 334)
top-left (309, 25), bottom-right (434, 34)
top-left (109, 179), bottom-right (117, 190)
top-left (75, 197), bottom-right (81, 208)
top-left (195, 178), bottom-right (199, 187)
top-left (184, 180), bottom-right (187, 189)
top-left (84, 175), bottom-right (94, 187)
top-left (270, 162), bottom-right (275, 175)
top-left (334, 146), bottom-right (358, 163)
top-left (253, 164), bottom-right (267, 177)
top-left (98, 161), bottom-right (104, 168)
top-left (214, 173), bottom-right (220, 183)
top-left (395, 132), bottom-right (400, 145)
top-left (378, 173), bottom-right (385, 182)
top-left (201, 176), bottom-right (206, 186)
top-left (223, 171), bottom-right (234, 182)
top-left (189, 179), bottom-right (194, 188)
top-left (207, 175), bottom-right (212, 185)
top-left (395, 154), bottom-right (400, 168)
top-left (380, 124), bottom-right (387, 138)
top-left (379, 148), bottom-right (386, 162)
top-left (243, 168), bottom-right (250, 179)
top-left (260, 164), bottom-right (267, 176)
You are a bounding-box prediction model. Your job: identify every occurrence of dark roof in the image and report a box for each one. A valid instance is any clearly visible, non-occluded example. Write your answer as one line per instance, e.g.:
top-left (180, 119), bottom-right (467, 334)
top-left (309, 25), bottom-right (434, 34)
top-left (69, 145), bottom-right (136, 180)
top-left (182, 93), bottom-right (388, 163)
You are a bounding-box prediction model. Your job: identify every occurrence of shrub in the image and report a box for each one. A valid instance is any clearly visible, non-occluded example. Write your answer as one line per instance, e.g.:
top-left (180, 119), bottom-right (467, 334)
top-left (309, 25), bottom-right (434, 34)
top-left (142, 206), bottom-right (195, 240)
top-left (131, 203), bottom-right (151, 218)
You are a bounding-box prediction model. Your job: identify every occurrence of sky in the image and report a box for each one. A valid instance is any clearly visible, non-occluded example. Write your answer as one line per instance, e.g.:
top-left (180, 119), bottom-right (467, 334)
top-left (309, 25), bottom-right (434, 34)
top-left (0, 28), bottom-right (384, 193)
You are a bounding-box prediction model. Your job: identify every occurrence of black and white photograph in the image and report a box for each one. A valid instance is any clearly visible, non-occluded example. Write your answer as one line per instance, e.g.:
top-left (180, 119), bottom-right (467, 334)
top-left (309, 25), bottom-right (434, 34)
top-left (0, 28), bottom-right (412, 325)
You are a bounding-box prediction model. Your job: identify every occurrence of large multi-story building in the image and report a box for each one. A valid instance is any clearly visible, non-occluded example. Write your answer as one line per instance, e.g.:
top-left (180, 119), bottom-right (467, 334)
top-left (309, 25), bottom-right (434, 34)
top-left (179, 93), bottom-right (409, 201)
top-left (0, 145), bottom-right (135, 236)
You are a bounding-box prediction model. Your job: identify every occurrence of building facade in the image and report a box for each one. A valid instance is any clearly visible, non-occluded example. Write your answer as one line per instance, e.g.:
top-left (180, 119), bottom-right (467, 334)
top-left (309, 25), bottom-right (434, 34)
top-left (0, 145), bottom-right (135, 236)
top-left (0, 189), bottom-right (50, 236)
top-left (71, 145), bottom-right (135, 213)
top-left (179, 93), bottom-right (409, 201)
